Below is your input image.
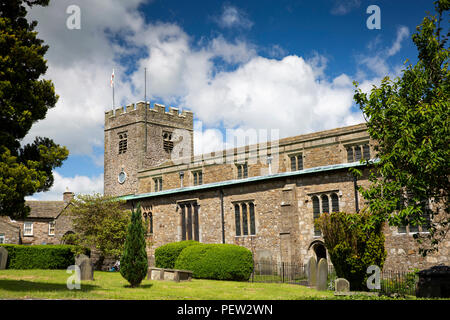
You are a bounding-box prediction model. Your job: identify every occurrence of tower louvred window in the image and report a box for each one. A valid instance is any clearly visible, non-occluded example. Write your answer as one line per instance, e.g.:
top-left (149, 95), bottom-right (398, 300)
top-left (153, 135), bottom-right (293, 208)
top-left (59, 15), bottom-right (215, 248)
top-left (118, 132), bottom-right (127, 154)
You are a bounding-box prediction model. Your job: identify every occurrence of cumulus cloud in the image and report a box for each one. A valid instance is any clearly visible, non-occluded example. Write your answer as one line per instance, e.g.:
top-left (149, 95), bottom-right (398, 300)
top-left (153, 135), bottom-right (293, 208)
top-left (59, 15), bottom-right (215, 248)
top-left (331, 0), bottom-right (361, 15)
top-left (215, 5), bottom-right (253, 29)
top-left (25, 171), bottom-right (104, 201)
top-left (23, 0), bottom-right (372, 200)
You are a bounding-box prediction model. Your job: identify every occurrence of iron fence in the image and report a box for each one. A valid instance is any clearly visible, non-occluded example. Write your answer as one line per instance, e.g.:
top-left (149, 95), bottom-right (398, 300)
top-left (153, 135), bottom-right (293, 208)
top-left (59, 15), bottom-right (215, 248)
top-left (249, 260), bottom-right (418, 296)
top-left (378, 269), bottom-right (418, 296)
top-left (249, 260), bottom-right (335, 286)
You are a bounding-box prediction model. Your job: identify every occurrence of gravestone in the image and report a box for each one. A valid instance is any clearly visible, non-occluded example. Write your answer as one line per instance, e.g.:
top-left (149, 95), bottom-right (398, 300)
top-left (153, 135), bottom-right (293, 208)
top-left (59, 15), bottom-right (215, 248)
top-left (76, 255), bottom-right (94, 281)
top-left (307, 256), bottom-right (317, 287)
top-left (335, 278), bottom-right (350, 293)
top-left (75, 254), bottom-right (89, 266)
top-left (0, 247), bottom-right (8, 270)
top-left (316, 258), bottom-right (328, 291)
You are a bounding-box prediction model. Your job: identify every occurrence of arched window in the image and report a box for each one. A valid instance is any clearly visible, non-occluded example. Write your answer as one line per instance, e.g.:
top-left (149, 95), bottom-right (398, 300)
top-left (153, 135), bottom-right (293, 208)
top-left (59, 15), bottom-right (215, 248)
top-left (312, 196), bottom-right (321, 236)
top-left (331, 193), bottom-right (339, 212)
top-left (242, 203), bottom-right (248, 236)
top-left (321, 194), bottom-right (329, 214)
top-left (249, 202), bottom-right (256, 235)
top-left (234, 204), bottom-right (241, 236)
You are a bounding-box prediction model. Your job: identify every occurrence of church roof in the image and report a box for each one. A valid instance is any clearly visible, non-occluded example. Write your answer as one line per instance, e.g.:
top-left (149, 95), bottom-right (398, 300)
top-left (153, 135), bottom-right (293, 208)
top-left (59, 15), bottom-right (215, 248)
top-left (120, 159), bottom-right (378, 202)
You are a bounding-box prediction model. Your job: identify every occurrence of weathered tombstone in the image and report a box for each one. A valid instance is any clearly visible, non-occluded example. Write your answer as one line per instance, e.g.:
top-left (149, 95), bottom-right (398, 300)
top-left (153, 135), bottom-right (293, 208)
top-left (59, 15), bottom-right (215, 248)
top-left (335, 278), bottom-right (350, 293)
top-left (0, 247), bottom-right (8, 270)
top-left (307, 256), bottom-right (317, 287)
top-left (75, 254), bottom-right (89, 266)
top-left (76, 256), bottom-right (94, 281)
top-left (316, 258), bottom-right (328, 291)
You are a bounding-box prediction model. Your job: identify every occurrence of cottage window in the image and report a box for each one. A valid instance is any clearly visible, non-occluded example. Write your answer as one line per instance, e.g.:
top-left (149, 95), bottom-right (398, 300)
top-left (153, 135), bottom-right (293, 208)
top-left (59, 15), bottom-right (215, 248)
top-left (0, 234), bottom-right (4, 244)
top-left (48, 221), bottom-right (56, 236)
top-left (24, 222), bottom-right (33, 236)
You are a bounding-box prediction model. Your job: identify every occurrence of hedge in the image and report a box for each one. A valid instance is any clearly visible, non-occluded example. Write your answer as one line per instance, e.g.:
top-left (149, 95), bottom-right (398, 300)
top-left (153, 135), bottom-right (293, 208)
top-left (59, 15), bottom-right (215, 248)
top-left (154, 240), bottom-right (200, 269)
top-left (0, 244), bottom-right (90, 269)
top-left (174, 243), bottom-right (254, 281)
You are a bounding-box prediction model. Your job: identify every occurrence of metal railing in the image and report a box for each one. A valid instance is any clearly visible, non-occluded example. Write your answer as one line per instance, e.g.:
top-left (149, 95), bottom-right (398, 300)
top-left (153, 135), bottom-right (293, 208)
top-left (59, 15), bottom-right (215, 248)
top-left (249, 261), bottom-right (418, 296)
top-left (249, 260), bottom-right (335, 286)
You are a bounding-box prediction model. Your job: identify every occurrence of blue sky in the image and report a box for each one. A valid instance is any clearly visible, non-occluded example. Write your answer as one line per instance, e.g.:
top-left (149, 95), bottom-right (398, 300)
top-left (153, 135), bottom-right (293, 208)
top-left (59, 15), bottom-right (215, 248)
top-left (24, 0), bottom-right (438, 200)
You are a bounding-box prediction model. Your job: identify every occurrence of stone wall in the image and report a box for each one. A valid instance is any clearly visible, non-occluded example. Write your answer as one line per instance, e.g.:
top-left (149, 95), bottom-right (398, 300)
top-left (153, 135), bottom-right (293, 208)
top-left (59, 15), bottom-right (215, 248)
top-left (0, 217), bottom-right (20, 244)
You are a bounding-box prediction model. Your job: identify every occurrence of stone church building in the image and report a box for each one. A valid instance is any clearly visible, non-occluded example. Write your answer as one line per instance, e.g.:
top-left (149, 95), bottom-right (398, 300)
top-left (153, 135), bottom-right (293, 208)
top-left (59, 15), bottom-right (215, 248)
top-left (103, 101), bottom-right (449, 271)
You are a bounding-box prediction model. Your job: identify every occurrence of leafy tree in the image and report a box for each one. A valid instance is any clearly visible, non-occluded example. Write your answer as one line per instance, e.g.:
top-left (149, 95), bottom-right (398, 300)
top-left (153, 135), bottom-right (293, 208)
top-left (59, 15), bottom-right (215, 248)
top-left (63, 193), bottom-right (130, 262)
top-left (120, 203), bottom-right (148, 288)
top-left (316, 211), bottom-right (387, 291)
top-left (0, 0), bottom-right (68, 218)
top-left (353, 0), bottom-right (449, 255)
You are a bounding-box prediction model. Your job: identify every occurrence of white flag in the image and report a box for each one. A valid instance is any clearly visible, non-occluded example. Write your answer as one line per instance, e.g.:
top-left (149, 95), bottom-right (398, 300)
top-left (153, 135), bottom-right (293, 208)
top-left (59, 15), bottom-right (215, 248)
top-left (110, 69), bottom-right (115, 88)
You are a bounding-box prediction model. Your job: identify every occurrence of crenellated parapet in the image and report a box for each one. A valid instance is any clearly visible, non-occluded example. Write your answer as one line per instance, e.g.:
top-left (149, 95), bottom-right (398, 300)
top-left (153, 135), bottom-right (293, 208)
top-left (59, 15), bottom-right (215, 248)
top-left (104, 101), bottom-right (193, 131)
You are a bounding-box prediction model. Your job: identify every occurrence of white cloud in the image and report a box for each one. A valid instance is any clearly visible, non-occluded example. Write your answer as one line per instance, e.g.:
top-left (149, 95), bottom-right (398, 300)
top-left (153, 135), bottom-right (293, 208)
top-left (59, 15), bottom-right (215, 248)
top-left (215, 5), bottom-right (253, 29)
top-left (26, 171), bottom-right (104, 201)
top-left (331, 0), bottom-right (361, 15)
top-left (356, 26), bottom-right (410, 79)
top-left (387, 26), bottom-right (410, 57)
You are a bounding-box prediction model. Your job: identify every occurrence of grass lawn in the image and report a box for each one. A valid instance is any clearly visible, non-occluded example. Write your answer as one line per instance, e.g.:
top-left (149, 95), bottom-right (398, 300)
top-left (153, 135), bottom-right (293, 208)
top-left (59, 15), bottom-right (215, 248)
top-left (0, 269), bottom-right (338, 300)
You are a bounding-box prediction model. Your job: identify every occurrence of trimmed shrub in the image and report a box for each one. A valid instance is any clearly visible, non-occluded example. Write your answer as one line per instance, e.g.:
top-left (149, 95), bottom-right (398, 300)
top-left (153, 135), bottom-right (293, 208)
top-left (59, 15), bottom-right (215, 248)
top-left (155, 240), bottom-right (200, 269)
top-left (0, 244), bottom-right (90, 269)
top-left (174, 243), bottom-right (254, 281)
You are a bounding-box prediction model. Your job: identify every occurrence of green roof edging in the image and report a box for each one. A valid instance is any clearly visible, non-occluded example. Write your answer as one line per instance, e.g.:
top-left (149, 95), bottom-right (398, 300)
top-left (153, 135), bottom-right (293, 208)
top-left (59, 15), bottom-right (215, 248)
top-left (118, 159), bottom-right (379, 202)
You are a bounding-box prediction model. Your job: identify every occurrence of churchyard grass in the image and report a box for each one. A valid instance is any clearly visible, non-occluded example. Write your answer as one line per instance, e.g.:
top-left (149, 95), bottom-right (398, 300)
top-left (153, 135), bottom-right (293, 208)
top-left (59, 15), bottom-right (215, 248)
top-left (0, 269), bottom-right (337, 300)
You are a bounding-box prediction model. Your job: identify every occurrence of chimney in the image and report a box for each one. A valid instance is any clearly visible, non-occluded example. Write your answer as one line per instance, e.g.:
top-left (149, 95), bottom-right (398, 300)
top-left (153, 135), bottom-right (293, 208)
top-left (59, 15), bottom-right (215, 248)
top-left (63, 187), bottom-right (74, 203)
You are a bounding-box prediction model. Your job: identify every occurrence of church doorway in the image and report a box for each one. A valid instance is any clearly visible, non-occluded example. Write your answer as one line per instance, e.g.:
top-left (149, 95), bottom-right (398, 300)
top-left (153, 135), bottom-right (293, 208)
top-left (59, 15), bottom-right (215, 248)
top-left (308, 240), bottom-right (327, 262)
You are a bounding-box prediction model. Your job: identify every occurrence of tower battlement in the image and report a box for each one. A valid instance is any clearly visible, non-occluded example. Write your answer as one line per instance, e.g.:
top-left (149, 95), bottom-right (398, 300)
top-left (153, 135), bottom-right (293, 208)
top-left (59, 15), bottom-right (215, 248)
top-left (105, 101), bottom-right (193, 130)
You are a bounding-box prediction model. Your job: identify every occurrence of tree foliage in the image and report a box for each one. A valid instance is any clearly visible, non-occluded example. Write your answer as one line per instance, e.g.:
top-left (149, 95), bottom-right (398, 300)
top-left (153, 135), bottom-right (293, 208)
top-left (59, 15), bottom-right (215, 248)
top-left (120, 203), bottom-right (148, 288)
top-left (63, 193), bottom-right (130, 259)
top-left (316, 211), bottom-right (387, 291)
top-left (353, 0), bottom-right (449, 255)
top-left (0, 0), bottom-right (68, 218)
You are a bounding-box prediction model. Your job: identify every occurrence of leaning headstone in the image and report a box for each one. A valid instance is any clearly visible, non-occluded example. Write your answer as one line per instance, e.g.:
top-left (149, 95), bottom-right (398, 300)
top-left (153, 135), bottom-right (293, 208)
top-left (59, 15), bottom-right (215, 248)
top-left (316, 258), bottom-right (328, 291)
top-left (0, 247), bottom-right (8, 270)
top-left (335, 278), bottom-right (350, 293)
top-left (75, 254), bottom-right (89, 266)
top-left (307, 256), bottom-right (317, 287)
top-left (77, 256), bottom-right (94, 281)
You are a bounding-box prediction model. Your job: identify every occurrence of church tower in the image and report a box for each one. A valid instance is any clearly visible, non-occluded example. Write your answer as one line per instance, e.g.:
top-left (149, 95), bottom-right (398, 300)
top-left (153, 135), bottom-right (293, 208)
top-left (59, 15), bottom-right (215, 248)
top-left (104, 101), bottom-right (194, 197)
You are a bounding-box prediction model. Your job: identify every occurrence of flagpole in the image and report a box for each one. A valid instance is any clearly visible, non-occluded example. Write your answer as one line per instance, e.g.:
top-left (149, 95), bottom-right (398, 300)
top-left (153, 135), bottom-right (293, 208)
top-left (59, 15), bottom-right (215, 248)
top-left (111, 68), bottom-right (115, 115)
top-left (145, 67), bottom-right (148, 153)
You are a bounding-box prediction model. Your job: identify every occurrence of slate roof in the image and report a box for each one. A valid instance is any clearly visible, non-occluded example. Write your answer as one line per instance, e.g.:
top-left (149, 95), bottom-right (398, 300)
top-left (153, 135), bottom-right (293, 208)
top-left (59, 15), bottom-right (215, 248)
top-left (25, 201), bottom-right (67, 219)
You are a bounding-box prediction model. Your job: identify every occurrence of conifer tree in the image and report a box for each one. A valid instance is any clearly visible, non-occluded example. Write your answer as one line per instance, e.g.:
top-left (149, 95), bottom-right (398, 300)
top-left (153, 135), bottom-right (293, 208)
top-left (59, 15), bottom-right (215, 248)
top-left (120, 203), bottom-right (148, 287)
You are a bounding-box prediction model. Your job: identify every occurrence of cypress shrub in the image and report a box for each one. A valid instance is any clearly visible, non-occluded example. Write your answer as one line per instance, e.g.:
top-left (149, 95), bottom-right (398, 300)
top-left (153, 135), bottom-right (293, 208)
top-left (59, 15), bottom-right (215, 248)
top-left (174, 243), bottom-right (253, 281)
top-left (120, 203), bottom-right (148, 287)
top-left (0, 244), bottom-right (90, 269)
top-left (155, 240), bottom-right (200, 269)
